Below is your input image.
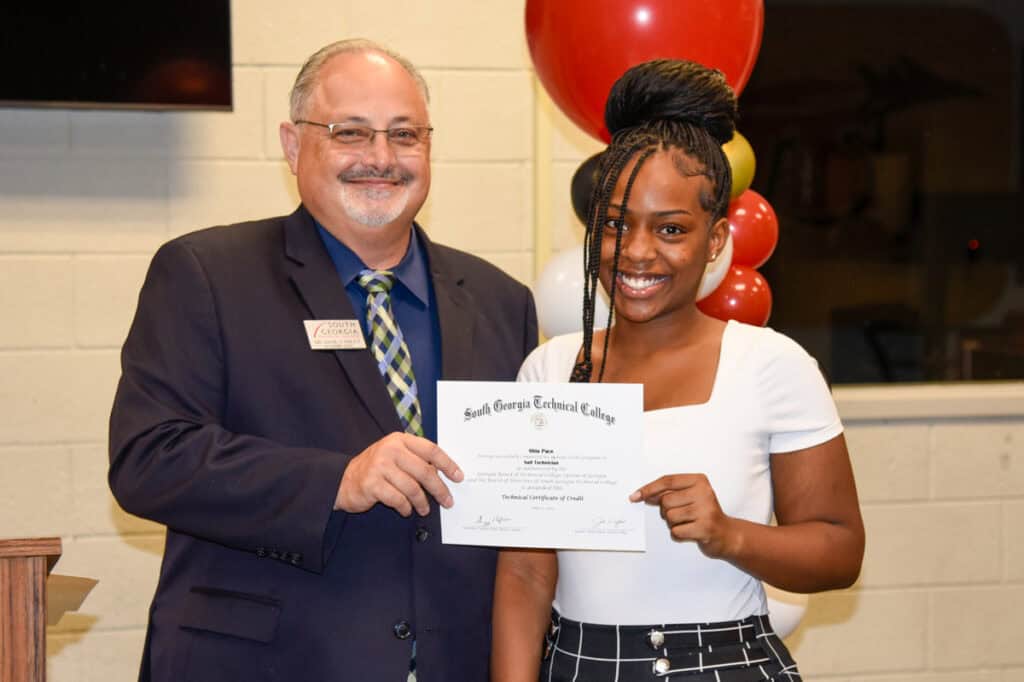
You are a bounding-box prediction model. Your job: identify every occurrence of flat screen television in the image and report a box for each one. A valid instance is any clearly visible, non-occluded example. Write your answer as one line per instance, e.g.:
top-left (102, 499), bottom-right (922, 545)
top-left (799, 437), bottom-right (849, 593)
top-left (0, 3), bottom-right (232, 110)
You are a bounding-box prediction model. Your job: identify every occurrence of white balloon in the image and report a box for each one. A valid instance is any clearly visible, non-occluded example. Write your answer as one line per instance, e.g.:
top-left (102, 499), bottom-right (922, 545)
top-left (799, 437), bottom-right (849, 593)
top-left (534, 245), bottom-right (610, 338)
top-left (696, 233), bottom-right (734, 302)
top-left (764, 583), bottom-right (809, 639)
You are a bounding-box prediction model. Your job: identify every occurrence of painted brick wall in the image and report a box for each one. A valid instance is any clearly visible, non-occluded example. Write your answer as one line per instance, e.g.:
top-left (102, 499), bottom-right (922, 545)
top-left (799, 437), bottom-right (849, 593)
top-left (0, 2), bottom-right (1020, 680)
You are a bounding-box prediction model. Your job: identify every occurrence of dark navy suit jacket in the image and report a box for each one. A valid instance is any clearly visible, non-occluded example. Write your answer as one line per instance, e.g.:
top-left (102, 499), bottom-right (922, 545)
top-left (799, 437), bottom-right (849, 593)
top-left (109, 206), bottom-right (538, 681)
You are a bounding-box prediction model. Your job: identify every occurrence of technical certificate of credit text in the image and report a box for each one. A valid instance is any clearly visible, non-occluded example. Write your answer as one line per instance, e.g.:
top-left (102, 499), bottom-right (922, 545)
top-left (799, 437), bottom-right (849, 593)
top-left (438, 381), bottom-right (645, 551)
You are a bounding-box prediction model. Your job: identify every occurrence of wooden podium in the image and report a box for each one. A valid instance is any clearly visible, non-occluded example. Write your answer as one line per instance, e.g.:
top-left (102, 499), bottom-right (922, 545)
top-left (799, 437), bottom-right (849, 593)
top-left (0, 537), bottom-right (82, 682)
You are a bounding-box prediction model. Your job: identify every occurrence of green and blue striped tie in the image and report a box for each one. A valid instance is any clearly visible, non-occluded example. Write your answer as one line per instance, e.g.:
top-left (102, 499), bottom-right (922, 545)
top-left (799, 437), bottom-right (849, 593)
top-left (357, 270), bottom-right (424, 437)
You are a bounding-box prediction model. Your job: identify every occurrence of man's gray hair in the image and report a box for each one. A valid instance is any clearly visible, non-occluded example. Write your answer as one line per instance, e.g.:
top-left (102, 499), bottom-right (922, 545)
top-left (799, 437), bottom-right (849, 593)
top-left (289, 38), bottom-right (430, 121)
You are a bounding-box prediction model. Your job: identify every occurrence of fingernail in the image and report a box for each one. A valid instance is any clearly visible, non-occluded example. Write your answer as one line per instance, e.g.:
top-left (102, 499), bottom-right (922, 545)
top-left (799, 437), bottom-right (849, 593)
top-left (442, 495), bottom-right (454, 508)
top-left (452, 468), bottom-right (464, 482)
top-left (629, 491), bottom-right (641, 502)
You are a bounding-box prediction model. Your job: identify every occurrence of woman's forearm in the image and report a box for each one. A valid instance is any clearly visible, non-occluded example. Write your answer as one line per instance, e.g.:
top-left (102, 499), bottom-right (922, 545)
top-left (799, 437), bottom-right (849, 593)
top-left (722, 517), bottom-right (864, 593)
top-left (491, 549), bottom-right (557, 682)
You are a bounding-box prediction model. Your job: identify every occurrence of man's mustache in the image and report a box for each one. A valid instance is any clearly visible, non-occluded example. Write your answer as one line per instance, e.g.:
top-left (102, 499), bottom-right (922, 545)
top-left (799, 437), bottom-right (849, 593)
top-left (339, 168), bottom-right (414, 184)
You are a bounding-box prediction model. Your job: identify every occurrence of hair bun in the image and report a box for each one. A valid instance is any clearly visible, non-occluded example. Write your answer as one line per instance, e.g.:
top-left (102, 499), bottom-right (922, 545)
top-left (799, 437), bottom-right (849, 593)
top-left (604, 59), bottom-right (737, 144)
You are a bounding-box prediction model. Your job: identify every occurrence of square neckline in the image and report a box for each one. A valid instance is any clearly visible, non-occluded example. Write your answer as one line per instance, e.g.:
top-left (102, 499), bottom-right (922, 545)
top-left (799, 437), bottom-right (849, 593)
top-left (641, 319), bottom-right (735, 414)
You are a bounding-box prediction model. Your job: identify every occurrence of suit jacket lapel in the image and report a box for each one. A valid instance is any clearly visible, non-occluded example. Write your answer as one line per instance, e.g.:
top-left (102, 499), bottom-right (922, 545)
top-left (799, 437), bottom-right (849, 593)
top-left (423, 232), bottom-right (477, 381)
top-left (282, 207), bottom-right (401, 435)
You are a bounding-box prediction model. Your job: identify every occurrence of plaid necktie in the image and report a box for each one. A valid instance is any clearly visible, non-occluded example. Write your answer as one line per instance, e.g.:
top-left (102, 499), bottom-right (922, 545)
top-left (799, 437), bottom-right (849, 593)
top-left (357, 270), bottom-right (424, 437)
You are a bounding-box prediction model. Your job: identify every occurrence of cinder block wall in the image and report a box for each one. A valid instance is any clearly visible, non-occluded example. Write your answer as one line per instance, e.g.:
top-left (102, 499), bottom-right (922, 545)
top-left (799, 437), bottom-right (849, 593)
top-left (789, 417), bottom-right (1024, 681)
top-left (0, 2), bottom-right (1020, 680)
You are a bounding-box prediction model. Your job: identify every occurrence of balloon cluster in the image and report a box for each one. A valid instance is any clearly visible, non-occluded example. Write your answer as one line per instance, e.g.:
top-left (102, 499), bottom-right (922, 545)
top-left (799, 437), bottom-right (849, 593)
top-left (695, 134), bottom-right (777, 327)
top-left (530, 0), bottom-right (780, 334)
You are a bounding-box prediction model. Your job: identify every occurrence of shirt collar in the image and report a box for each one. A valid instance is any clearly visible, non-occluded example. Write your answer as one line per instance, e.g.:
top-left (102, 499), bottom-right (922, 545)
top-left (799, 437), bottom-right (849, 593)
top-left (315, 221), bottom-right (431, 307)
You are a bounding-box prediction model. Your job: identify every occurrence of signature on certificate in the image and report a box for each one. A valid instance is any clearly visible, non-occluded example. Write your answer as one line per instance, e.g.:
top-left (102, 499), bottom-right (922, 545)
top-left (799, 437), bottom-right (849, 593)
top-left (591, 517), bottom-right (630, 530)
top-left (475, 514), bottom-right (513, 527)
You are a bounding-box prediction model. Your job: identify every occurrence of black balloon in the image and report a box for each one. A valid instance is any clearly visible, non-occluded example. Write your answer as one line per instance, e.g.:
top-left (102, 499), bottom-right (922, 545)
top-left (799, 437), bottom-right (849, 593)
top-left (570, 152), bottom-right (604, 226)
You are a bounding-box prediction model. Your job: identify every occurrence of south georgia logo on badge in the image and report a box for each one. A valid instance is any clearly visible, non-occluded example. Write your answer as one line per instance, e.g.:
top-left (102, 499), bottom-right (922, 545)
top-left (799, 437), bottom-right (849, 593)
top-left (530, 412), bottom-right (548, 430)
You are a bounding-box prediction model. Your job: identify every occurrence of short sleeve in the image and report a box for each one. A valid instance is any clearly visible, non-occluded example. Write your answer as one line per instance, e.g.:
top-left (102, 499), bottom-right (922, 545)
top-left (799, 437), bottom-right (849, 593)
top-left (516, 332), bottom-right (582, 383)
top-left (756, 330), bottom-right (843, 453)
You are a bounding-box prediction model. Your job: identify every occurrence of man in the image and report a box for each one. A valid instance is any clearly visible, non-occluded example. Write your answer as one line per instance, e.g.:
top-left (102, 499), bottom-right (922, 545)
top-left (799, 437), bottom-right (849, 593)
top-left (109, 39), bottom-right (537, 682)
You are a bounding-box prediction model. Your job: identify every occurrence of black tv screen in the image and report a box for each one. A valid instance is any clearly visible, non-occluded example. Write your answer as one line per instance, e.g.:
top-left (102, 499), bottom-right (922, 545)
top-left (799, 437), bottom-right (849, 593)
top-left (1, 2), bottom-right (232, 110)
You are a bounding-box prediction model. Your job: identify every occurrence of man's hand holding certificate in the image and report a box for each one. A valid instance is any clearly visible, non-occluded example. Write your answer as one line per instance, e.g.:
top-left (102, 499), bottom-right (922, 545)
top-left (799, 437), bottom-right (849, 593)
top-left (438, 381), bottom-right (645, 551)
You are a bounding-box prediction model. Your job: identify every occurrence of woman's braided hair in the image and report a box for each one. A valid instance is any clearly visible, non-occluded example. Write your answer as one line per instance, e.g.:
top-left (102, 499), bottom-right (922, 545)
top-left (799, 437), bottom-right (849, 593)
top-left (570, 59), bottom-right (739, 383)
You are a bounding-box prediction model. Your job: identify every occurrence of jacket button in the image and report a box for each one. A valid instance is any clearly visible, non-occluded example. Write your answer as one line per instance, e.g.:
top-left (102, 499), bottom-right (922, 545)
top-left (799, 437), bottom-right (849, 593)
top-left (255, 547), bottom-right (267, 558)
top-left (415, 527), bottom-right (429, 543)
top-left (393, 621), bottom-right (412, 640)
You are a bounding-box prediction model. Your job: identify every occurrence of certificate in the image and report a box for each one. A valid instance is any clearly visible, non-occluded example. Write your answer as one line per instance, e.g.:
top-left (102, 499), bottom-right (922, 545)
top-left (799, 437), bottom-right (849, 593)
top-left (438, 381), bottom-right (646, 551)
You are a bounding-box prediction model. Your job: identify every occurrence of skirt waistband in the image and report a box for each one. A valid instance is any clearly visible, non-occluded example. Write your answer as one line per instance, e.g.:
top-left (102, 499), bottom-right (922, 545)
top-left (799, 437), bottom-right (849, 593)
top-left (543, 611), bottom-right (798, 680)
top-left (550, 613), bottom-right (769, 653)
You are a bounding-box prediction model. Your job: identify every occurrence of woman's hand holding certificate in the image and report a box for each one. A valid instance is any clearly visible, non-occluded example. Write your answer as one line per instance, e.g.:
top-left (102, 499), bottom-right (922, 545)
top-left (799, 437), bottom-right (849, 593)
top-left (437, 381), bottom-right (645, 551)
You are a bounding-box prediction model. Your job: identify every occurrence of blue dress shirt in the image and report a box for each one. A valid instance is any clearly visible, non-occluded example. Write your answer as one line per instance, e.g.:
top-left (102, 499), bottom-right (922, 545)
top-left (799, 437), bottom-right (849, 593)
top-left (317, 223), bottom-right (441, 442)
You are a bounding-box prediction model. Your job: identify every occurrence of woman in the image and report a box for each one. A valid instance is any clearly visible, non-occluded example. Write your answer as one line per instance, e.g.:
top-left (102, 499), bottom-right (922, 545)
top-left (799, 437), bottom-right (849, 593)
top-left (492, 60), bottom-right (864, 682)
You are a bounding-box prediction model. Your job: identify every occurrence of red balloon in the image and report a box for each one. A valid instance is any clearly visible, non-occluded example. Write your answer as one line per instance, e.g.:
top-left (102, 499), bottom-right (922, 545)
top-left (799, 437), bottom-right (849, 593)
top-left (526, 0), bottom-right (764, 142)
top-left (696, 265), bottom-right (772, 326)
top-left (727, 189), bottom-right (779, 268)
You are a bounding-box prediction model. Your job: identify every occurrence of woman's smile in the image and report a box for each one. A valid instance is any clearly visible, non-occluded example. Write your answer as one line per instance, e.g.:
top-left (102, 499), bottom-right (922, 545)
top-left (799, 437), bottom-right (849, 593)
top-left (616, 271), bottom-right (669, 297)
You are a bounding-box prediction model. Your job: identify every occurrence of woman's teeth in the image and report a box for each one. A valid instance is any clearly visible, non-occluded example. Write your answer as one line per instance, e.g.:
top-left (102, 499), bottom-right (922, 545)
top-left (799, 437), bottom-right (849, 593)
top-left (618, 273), bottom-right (665, 291)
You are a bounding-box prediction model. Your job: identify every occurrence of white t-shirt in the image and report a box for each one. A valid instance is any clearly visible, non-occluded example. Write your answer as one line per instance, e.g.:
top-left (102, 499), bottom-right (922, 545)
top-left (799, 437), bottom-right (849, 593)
top-left (517, 320), bottom-right (843, 625)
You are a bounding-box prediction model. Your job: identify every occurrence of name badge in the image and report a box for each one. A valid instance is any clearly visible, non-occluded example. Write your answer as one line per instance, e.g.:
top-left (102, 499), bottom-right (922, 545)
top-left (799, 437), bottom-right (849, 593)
top-left (304, 320), bottom-right (367, 350)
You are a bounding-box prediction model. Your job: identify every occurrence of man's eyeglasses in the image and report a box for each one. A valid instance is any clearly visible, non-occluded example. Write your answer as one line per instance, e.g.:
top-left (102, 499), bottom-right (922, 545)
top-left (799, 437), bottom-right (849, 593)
top-left (294, 120), bottom-right (433, 148)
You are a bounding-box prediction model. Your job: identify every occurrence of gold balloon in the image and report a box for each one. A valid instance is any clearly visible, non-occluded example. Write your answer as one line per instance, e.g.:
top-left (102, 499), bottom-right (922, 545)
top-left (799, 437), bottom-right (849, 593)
top-left (723, 131), bottom-right (756, 199)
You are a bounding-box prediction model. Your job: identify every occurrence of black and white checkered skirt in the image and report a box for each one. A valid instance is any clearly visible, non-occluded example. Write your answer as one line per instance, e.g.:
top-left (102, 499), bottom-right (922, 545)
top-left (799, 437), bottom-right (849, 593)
top-left (540, 611), bottom-right (800, 682)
